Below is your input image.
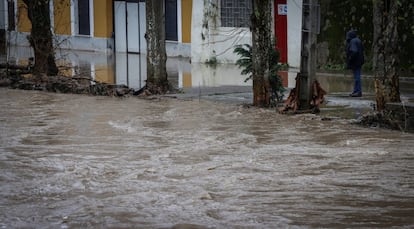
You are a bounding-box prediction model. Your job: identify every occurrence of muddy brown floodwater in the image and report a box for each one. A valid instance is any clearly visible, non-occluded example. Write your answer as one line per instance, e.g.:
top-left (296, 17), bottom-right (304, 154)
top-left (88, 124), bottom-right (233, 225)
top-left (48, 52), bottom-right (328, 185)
top-left (0, 88), bottom-right (414, 228)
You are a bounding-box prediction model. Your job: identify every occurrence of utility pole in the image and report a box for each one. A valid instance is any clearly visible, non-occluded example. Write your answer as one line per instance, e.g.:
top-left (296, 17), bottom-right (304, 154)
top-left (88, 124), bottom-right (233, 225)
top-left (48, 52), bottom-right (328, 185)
top-left (298, 0), bottom-right (319, 110)
top-left (0, 0), bottom-right (6, 54)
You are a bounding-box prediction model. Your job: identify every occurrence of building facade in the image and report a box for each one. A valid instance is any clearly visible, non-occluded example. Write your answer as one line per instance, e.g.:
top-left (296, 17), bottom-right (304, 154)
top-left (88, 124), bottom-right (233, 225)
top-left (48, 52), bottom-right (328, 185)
top-left (4, 0), bottom-right (113, 52)
top-left (2, 0), bottom-right (302, 67)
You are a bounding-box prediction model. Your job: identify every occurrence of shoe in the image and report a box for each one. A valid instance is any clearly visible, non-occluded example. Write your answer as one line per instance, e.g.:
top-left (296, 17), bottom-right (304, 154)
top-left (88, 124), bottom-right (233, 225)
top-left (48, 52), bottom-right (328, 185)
top-left (349, 92), bottom-right (362, 97)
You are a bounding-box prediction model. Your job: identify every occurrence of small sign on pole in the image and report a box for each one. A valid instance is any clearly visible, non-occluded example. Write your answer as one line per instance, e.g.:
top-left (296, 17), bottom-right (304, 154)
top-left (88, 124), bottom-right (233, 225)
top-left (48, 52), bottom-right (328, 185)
top-left (278, 4), bottom-right (287, 15)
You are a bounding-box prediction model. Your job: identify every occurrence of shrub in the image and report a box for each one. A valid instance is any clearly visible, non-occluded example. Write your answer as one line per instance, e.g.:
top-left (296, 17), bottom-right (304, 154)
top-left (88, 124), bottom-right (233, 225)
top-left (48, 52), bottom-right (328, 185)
top-left (234, 44), bottom-right (285, 103)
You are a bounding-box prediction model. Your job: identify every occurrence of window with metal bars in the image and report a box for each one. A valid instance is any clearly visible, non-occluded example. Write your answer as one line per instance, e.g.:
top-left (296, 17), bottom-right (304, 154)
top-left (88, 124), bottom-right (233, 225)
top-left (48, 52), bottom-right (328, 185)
top-left (220, 0), bottom-right (252, 28)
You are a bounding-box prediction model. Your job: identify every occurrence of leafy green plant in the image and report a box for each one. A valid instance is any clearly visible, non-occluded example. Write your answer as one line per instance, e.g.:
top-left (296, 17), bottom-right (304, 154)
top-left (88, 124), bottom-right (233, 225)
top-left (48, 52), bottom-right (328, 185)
top-left (234, 44), bottom-right (253, 81)
top-left (234, 44), bottom-right (285, 103)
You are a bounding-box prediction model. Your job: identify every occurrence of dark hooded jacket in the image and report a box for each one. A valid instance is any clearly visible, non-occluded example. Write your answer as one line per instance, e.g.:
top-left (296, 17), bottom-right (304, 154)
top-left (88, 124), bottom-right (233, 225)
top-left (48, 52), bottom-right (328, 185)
top-left (346, 30), bottom-right (364, 69)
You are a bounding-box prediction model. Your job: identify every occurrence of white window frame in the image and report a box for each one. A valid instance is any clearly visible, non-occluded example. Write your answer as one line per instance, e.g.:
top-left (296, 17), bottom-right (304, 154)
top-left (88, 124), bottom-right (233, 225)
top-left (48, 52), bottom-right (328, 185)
top-left (2, 0), bottom-right (9, 31)
top-left (164, 0), bottom-right (182, 43)
top-left (71, 0), bottom-right (94, 36)
top-left (177, 0), bottom-right (182, 43)
top-left (49, 0), bottom-right (54, 34)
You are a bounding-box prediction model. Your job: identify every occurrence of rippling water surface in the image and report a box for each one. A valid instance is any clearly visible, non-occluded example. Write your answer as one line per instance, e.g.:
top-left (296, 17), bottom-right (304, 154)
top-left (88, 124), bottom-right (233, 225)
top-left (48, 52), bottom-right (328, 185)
top-left (0, 88), bottom-right (413, 228)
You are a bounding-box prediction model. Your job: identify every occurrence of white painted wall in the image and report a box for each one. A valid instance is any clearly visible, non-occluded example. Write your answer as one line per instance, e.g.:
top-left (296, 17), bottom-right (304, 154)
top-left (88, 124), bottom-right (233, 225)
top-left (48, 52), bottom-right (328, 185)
top-left (191, 1), bottom-right (302, 65)
top-left (191, 63), bottom-right (251, 87)
top-left (8, 31), bottom-right (113, 53)
top-left (190, 0), bottom-right (212, 63)
top-left (191, 1), bottom-right (251, 64)
top-left (287, 0), bottom-right (303, 68)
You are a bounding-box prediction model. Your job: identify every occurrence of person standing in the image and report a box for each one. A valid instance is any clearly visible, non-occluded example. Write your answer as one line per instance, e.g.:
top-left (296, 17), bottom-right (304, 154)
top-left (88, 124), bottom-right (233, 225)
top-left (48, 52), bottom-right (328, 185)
top-left (346, 30), bottom-right (365, 97)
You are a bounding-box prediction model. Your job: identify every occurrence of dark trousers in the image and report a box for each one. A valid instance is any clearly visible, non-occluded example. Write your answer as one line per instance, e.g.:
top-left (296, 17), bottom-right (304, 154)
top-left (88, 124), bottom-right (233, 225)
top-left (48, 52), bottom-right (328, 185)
top-left (352, 67), bottom-right (362, 94)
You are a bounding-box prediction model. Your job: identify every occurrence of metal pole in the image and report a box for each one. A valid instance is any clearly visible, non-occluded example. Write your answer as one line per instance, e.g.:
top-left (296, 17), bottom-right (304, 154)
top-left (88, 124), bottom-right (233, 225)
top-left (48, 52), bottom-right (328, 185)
top-left (125, 2), bottom-right (129, 87)
top-left (137, 1), bottom-right (142, 88)
top-left (298, 0), bottom-right (319, 110)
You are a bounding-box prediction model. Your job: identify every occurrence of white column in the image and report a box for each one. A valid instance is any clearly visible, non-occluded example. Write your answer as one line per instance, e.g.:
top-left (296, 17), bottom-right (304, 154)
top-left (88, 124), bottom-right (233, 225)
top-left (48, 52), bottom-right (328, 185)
top-left (49, 0), bottom-right (54, 34)
top-left (287, 0), bottom-right (303, 68)
top-left (177, 0), bottom-right (182, 43)
top-left (70, 0), bottom-right (76, 35)
top-left (89, 0), bottom-right (94, 37)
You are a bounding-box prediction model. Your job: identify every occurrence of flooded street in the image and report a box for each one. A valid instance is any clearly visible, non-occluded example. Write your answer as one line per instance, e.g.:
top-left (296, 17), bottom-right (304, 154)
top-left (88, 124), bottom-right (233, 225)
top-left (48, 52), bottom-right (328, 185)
top-left (2, 46), bottom-right (414, 228)
top-left (4, 46), bottom-right (414, 117)
top-left (1, 88), bottom-right (414, 228)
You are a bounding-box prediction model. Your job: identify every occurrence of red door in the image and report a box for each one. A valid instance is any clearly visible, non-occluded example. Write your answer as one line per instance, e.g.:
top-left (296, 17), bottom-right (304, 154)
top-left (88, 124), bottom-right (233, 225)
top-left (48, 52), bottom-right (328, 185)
top-left (274, 0), bottom-right (288, 63)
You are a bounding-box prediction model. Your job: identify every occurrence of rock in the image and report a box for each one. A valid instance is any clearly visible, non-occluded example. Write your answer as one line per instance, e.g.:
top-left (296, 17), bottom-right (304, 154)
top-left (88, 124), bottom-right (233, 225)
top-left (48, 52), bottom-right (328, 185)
top-left (115, 87), bottom-right (129, 96)
top-left (0, 78), bottom-right (11, 87)
top-left (385, 102), bottom-right (414, 132)
top-left (0, 72), bottom-right (133, 97)
top-left (200, 192), bottom-right (213, 200)
top-left (357, 103), bottom-right (414, 133)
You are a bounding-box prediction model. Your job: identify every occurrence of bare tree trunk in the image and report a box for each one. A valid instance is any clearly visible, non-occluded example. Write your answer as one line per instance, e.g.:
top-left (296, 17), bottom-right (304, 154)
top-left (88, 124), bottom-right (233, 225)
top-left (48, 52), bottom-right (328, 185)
top-left (22, 0), bottom-right (58, 76)
top-left (251, 0), bottom-right (272, 107)
top-left (145, 0), bottom-right (169, 94)
top-left (372, 0), bottom-right (400, 111)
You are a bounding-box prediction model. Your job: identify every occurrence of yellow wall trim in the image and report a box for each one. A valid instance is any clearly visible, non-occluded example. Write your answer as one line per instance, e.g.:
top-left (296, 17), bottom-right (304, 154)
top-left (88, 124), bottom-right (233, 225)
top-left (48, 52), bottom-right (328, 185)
top-left (94, 0), bottom-right (113, 38)
top-left (181, 0), bottom-right (192, 43)
top-left (17, 0), bottom-right (31, 32)
top-left (54, 0), bottom-right (71, 35)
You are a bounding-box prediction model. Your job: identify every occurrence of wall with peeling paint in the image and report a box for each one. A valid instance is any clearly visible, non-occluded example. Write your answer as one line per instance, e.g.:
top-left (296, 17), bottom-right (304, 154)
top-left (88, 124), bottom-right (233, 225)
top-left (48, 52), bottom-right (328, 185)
top-left (191, 0), bottom-right (303, 66)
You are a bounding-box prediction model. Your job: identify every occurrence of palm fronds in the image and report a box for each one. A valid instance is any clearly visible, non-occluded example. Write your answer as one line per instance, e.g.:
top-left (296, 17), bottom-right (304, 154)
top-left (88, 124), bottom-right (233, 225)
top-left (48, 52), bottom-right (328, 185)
top-left (234, 43), bottom-right (285, 103)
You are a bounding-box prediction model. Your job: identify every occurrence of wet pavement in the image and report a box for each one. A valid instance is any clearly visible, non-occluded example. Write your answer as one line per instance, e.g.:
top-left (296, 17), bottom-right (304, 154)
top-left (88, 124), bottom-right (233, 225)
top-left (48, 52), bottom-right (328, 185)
top-left (2, 47), bottom-right (414, 113)
top-left (3, 46), bottom-right (414, 119)
top-left (1, 47), bottom-right (414, 228)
